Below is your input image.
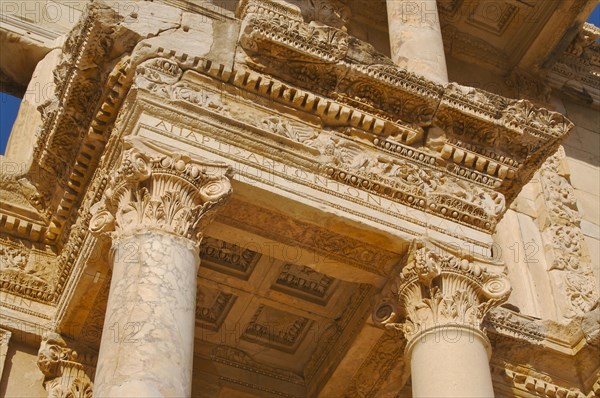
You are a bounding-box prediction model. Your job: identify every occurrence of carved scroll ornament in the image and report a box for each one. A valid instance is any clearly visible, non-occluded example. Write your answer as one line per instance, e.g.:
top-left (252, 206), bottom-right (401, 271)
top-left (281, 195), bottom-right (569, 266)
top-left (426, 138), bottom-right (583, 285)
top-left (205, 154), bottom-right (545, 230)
top-left (373, 240), bottom-right (511, 340)
top-left (37, 333), bottom-right (95, 398)
top-left (89, 136), bottom-right (233, 240)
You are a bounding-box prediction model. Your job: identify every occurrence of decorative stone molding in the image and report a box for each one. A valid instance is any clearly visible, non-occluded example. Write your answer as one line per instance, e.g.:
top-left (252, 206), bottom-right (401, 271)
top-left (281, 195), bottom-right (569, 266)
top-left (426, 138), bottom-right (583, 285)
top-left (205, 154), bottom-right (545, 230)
top-left (273, 263), bottom-right (337, 305)
top-left (196, 287), bottom-right (237, 331)
top-left (500, 366), bottom-right (588, 398)
top-left (537, 147), bottom-right (598, 318)
top-left (550, 22), bottom-right (600, 105)
top-left (0, 238), bottom-right (57, 303)
top-left (89, 136), bottom-right (233, 240)
top-left (37, 333), bottom-right (96, 398)
top-left (211, 345), bottom-right (305, 386)
top-left (373, 239), bottom-right (511, 340)
top-left (0, 329), bottom-right (11, 384)
top-left (241, 305), bottom-right (312, 353)
top-left (343, 332), bottom-right (407, 398)
top-left (236, 0), bottom-right (572, 210)
top-left (484, 307), bottom-right (546, 345)
top-left (200, 237), bottom-right (262, 279)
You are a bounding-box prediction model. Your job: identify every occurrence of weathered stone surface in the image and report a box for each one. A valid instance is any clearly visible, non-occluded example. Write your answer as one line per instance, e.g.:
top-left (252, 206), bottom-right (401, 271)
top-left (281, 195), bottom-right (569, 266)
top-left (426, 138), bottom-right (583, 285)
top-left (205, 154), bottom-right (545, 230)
top-left (0, 1), bottom-right (598, 397)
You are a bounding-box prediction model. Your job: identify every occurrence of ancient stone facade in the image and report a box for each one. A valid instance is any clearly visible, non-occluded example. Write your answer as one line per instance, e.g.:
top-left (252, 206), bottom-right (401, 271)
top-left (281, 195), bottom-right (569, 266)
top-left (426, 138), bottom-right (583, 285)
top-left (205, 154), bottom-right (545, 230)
top-left (0, 1), bottom-right (598, 397)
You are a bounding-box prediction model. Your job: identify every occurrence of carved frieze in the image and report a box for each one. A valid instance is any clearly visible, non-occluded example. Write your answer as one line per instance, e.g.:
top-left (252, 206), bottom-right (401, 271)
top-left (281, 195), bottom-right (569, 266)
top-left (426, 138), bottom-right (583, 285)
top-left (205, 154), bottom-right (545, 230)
top-left (0, 238), bottom-right (57, 303)
top-left (37, 333), bottom-right (96, 398)
top-left (538, 148), bottom-right (598, 318)
top-left (484, 307), bottom-right (546, 344)
top-left (374, 239), bottom-right (511, 340)
top-left (89, 136), bottom-right (233, 240)
top-left (218, 199), bottom-right (395, 275)
top-left (133, 59), bottom-right (509, 232)
top-left (235, 0), bottom-right (572, 212)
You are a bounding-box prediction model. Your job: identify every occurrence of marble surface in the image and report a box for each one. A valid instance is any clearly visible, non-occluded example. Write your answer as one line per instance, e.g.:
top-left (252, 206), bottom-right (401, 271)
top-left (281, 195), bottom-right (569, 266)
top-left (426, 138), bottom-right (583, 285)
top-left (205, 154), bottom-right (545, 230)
top-left (93, 232), bottom-right (199, 397)
top-left (386, 0), bottom-right (448, 84)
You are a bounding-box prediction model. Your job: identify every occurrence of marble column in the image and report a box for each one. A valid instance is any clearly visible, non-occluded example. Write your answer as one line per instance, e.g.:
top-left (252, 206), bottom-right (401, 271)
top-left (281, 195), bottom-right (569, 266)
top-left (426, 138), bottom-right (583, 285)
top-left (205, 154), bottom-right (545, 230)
top-left (89, 136), bottom-right (233, 397)
top-left (386, 0), bottom-right (448, 84)
top-left (374, 240), bottom-right (511, 398)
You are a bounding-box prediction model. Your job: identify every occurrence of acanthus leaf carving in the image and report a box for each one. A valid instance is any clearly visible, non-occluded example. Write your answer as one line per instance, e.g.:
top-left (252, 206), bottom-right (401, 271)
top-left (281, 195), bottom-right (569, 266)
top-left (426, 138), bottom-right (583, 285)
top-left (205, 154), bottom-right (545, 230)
top-left (37, 333), bottom-right (95, 398)
top-left (89, 136), bottom-right (233, 241)
top-left (373, 239), bottom-right (511, 341)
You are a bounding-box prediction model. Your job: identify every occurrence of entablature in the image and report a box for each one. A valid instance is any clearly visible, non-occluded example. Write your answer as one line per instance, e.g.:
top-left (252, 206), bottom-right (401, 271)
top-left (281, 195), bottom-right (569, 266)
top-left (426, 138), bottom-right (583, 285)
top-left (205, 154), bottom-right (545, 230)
top-left (0, 3), bottom-right (588, 386)
top-left (0, 0), bottom-right (573, 249)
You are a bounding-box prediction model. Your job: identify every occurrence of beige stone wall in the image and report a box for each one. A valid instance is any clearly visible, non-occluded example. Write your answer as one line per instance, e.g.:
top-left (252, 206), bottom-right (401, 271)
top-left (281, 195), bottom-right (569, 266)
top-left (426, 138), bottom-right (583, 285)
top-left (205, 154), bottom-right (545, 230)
top-left (558, 98), bottom-right (600, 280)
top-left (0, 342), bottom-right (46, 398)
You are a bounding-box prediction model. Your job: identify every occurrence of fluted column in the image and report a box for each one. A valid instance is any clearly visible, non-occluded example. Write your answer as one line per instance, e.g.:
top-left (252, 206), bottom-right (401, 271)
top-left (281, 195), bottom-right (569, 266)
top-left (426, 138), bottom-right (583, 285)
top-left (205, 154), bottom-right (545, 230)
top-left (386, 0), bottom-right (448, 84)
top-left (89, 136), bottom-right (233, 397)
top-left (374, 240), bottom-right (511, 397)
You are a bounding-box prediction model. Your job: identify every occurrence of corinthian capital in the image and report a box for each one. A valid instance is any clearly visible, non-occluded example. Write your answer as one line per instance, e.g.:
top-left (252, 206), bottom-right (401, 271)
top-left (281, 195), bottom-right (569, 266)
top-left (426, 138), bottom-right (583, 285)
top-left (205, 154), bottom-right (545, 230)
top-left (37, 333), bottom-right (95, 398)
top-left (89, 136), bottom-right (233, 240)
top-left (373, 239), bottom-right (511, 340)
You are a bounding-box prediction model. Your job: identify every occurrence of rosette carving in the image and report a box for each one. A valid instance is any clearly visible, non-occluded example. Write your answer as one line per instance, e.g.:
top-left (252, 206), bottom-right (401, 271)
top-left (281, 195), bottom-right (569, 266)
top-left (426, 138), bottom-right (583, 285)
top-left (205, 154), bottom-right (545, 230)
top-left (89, 136), bottom-right (233, 240)
top-left (373, 239), bottom-right (511, 340)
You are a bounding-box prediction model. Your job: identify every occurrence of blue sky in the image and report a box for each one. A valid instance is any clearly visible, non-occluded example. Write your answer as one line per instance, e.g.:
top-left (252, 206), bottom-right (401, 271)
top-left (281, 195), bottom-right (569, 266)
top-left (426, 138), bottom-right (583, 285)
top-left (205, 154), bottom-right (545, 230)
top-left (0, 93), bottom-right (20, 154)
top-left (1, 4), bottom-right (599, 155)
top-left (590, 5), bottom-right (600, 27)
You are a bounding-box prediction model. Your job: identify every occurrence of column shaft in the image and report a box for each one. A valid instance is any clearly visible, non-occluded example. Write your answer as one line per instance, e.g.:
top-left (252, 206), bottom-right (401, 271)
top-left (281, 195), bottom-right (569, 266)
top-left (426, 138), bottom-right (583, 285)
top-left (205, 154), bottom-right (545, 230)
top-left (386, 0), bottom-right (448, 84)
top-left (93, 232), bottom-right (199, 397)
top-left (409, 325), bottom-right (494, 398)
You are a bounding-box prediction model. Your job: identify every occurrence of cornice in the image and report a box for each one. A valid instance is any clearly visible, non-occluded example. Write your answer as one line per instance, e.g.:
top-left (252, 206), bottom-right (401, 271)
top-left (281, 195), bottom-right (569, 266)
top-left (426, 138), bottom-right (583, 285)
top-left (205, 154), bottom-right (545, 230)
top-left (0, 0), bottom-right (579, 315)
top-left (1, 0), bottom-right (573, 246)
top-left (486, 306), bottom-right (600, 357)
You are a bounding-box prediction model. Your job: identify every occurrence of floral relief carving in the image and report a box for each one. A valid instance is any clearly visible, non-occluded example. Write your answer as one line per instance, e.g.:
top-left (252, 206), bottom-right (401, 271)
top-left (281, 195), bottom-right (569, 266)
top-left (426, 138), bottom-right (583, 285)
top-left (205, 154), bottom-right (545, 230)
top-left (539, 147), bottom-right (598, 317)
top-left (343, 332), bottom-right (406, 398)
top-left (37, 333), bottom-right (95, 398)
top-left (196, 288), bottom-right (236, 331)
top-left (373, 240), bottom-right (511, 340)
top-left (89, 136), bottom-right (233, 240)
top-left (301, 0), bottom-right (352, 30)
top-left (0, 239), bottom-right (57, 302)
top-left (273, 263), bottom-right (336, 304)
top-left (136, 58), bottom-right (231, 116)
top-left (200, 237), bottom-right (262, 279)
top-left (242, 305), bottom-right (312, 353)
